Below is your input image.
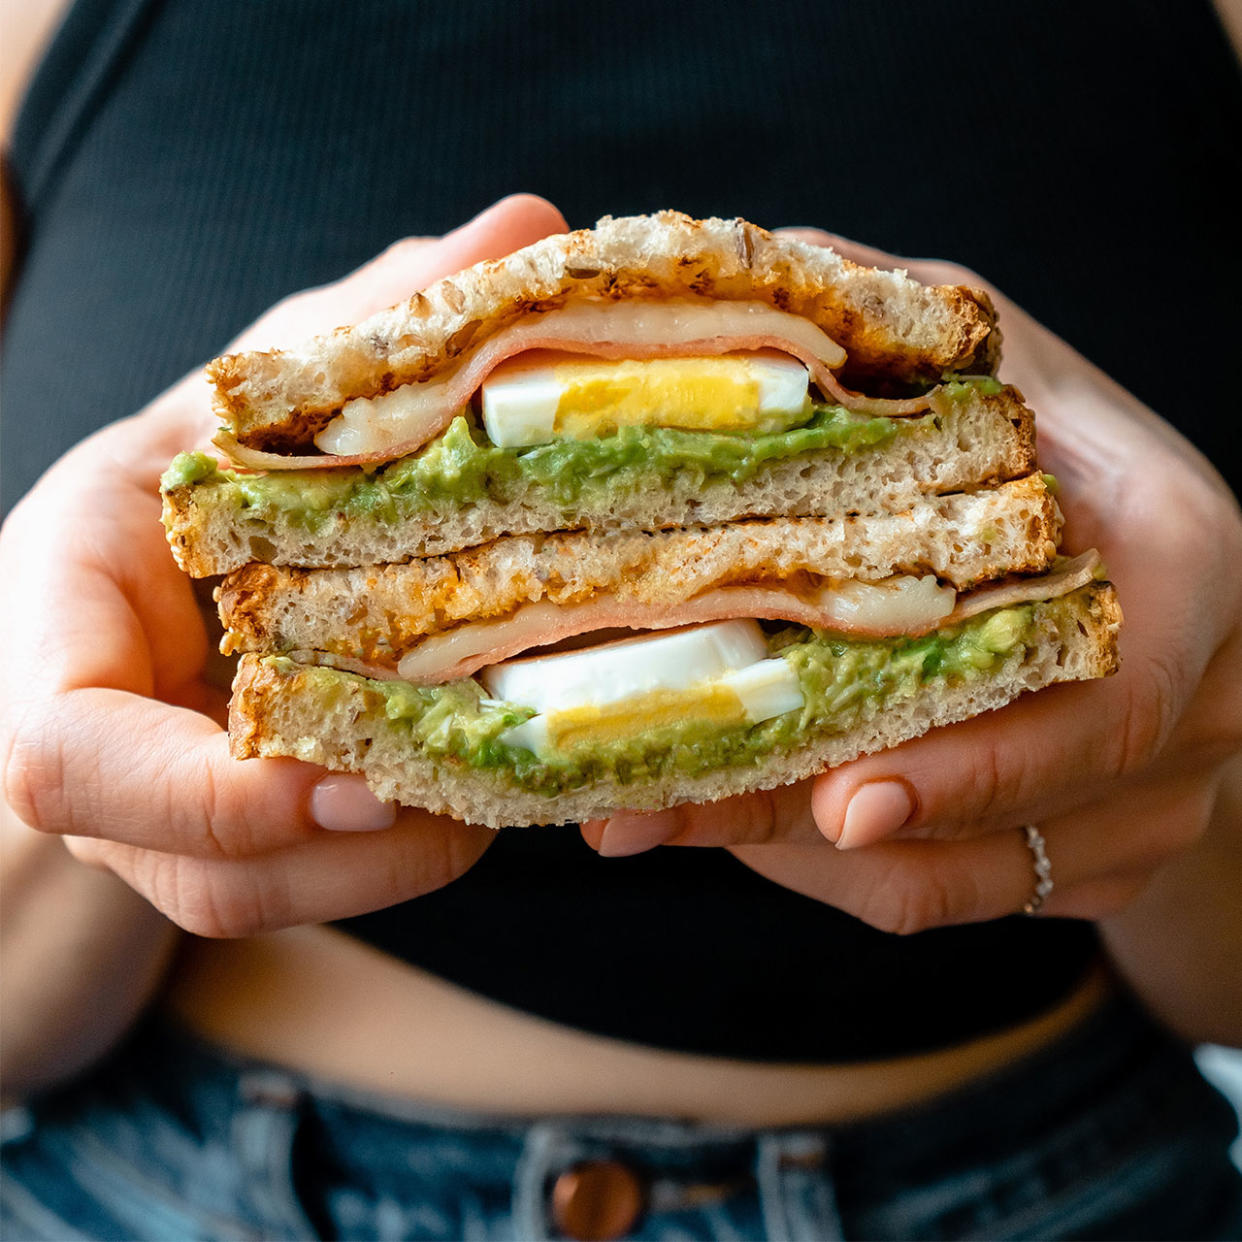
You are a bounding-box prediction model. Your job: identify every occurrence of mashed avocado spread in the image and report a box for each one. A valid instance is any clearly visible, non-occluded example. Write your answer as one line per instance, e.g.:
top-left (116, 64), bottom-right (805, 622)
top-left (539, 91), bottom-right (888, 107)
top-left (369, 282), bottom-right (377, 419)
top-left (162, 378), bottom-right (1000, 530)
top-left (270, 603), bottom-right (1034, 797)
top-left (163, 403), bottom-right (938, 530)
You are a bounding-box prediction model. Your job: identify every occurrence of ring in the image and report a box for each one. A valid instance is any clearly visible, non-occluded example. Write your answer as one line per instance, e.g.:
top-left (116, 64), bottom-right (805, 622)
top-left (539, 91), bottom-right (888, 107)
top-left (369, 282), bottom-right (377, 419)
top-left (1020, 824), bottom-right (1054, 915)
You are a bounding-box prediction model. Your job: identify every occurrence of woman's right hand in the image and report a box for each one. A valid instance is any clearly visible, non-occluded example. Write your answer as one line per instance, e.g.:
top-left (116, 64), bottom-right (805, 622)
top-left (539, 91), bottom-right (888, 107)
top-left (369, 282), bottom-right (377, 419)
top-left (0, 194), bottom-right (568, 938)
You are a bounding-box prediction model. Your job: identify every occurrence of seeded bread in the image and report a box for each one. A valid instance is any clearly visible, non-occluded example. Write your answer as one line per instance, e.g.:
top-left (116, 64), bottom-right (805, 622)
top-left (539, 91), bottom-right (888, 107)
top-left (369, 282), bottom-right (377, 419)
top-left (164, 387), bottom-right (1036, 577)
top-left (228, 583), bottom-right (1120, 828)
top-left (209, 211), bottom-right (1000, 451)
top-left (218, 474), bottom-right (1059, 662)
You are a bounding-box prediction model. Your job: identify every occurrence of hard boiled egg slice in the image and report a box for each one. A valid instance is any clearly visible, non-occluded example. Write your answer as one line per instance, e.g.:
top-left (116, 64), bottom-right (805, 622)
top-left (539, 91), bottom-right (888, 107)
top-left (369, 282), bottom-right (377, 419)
top-left (481, 620), bottom-right (804, 755)
top-left (480, 350), bottom-right (812, 449)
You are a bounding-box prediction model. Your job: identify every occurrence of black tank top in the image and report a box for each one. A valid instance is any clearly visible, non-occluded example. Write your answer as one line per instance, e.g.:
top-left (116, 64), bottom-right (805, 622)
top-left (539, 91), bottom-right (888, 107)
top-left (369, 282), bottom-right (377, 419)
top-left (5, 0), bottom-right (1238, 1061)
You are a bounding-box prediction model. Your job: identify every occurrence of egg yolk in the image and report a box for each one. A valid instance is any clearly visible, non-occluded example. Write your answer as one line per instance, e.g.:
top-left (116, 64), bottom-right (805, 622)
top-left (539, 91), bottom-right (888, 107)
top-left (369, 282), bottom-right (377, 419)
top-left (551, 355), bottom-right (809, 437)
top-left (545, 683), bottom-right (748, 751)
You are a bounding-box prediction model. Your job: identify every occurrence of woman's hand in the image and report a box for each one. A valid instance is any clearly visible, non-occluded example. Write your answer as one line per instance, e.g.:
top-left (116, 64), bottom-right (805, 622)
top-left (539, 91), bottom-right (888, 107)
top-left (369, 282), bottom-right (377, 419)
top-left (0, 194), bottom-right (569, 939)
top-left (583, 233), bottom-right (1242, 940)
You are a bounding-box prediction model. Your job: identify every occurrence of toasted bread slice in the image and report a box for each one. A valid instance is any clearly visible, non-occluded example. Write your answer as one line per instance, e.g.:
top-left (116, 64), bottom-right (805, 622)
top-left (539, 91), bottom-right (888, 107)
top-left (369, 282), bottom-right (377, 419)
top-left (217, 474), bottom-right (1060, 665)
top-left (228, 583), bottom-right (1120, 829)
top-left (164, 386), bottom-right (1036, 576)
top-left (208, 212), bottom-right (998, 451)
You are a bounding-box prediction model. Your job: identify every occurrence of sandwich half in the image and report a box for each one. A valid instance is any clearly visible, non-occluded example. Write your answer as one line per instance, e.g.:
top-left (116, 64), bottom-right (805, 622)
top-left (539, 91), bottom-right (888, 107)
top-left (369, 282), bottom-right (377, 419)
top-left (161, 211), bottom-right (1121, 827)
top-left (163, 212), bottom-right (1023, 573)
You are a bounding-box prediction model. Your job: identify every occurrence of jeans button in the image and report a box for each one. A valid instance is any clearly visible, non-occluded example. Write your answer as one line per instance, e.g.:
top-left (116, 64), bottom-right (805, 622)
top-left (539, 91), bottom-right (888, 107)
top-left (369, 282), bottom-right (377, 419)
top-left (551, 1159), bottom-right (646, 1241)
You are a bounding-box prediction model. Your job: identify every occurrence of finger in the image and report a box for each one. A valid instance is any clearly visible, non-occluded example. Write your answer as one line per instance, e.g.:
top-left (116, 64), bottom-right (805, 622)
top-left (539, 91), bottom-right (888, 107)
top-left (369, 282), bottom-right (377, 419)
top-left (732, 772), bottom-right (1212, 933)
top-left (229, 193), bottom-right (569, 351)
top-left (808, 583), bottom-right (1219, 850)
top-left (730, 834), bottom-right (1026, 933)
top-left (66, 812), bottom-right (495, 937)
top-left (338, 193), bottom-right (568, 318)
top-left (581, 779), bottom-right (824, 857)
top-left (5, 688), bottom-right (409, 857)
top-left (584, 673), bottom-right (1149, 859)
top-left (813, 679), bottom-right (1124, 848)
top-left (0, 473), bottom-right (208, 704)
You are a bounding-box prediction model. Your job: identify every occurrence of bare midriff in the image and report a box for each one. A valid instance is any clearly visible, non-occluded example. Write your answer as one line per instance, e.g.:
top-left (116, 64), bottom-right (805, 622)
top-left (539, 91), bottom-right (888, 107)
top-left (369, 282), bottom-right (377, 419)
top-left (162, 925), bottom-right (1110, 1127)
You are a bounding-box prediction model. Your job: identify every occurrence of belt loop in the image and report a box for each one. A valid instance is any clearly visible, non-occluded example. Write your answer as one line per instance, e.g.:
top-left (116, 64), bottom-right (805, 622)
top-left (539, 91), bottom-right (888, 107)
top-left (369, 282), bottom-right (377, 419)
top-left (755, 1131), bottom-right (844, 1242)
top-left (512, 1121), bottom-right (561, 1241)
top-left (233, 1070), bottom-right (320, 1241)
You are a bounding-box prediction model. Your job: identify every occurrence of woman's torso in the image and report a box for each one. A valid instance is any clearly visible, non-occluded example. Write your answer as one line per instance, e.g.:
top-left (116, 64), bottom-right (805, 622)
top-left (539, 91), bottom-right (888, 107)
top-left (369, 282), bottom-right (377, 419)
top-left (162, 923), bottom-right (1112, 1124)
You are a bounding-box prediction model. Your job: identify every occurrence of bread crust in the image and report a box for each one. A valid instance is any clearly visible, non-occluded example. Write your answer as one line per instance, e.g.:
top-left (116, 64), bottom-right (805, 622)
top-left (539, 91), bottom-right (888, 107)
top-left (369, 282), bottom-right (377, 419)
top-left (208, 211), bottom-right (999, 449)
top-left (228, 583), bottom-right (1120, 828)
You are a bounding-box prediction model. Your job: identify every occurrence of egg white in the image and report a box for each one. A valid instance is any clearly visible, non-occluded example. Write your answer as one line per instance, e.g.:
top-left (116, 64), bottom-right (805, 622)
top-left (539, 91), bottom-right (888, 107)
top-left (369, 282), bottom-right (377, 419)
top-left (482, 620), bottom-right (804, 755)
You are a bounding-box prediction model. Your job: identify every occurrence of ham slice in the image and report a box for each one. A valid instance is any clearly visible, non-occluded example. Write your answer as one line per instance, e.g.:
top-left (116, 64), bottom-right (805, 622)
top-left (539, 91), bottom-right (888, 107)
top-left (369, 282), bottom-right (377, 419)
top-left (392, 575), bottom-right (957, 685)
top-left (290, 552), bottom-right (1105, 688)
top-left (943, 549), bottom-right (1102, 624)
top-left (215, 299), bottom-right (936, 471)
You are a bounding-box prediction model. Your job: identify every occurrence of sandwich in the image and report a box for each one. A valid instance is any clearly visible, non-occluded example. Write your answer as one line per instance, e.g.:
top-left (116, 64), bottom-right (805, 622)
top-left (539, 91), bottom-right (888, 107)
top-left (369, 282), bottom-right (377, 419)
top-left (161, 211), bottom-right (1121, 827)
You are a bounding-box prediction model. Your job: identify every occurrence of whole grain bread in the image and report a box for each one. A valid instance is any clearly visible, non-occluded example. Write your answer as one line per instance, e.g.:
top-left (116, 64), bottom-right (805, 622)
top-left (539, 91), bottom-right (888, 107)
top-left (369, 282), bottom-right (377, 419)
top-left (228, 583), bottom-right (1120, 828)
top-left (218, 474), bottom-right (1060, 662)
top-left (165, 386), bottom-right (1036, 577)
top-left (209, 211), bottom-right (999, 450)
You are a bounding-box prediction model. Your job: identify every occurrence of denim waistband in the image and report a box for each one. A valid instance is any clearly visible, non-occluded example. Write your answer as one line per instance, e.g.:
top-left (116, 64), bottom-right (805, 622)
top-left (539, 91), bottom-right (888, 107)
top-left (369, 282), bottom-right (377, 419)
top-left (3, 991), bottom-right (1241, 1241)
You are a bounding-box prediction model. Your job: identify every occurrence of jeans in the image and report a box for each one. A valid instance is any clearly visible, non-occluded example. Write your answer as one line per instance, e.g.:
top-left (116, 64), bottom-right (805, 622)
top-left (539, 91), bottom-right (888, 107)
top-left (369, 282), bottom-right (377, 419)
top-left (3, 992), bottom-right (1241, 1241)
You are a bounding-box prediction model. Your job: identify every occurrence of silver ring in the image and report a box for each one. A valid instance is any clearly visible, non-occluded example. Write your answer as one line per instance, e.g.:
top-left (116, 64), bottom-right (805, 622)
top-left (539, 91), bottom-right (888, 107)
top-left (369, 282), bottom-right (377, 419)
top-left (1021, 824), bottom-right (1054, 915)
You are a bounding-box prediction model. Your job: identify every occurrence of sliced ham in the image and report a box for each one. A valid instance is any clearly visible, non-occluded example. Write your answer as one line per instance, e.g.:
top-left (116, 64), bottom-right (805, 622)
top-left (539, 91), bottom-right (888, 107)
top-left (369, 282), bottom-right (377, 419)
top-left (943, 550), bottom-right (1102, 624)
top-left (392, 575), bottom-right (957, 685)
top-left (215, 299), bottom-right (936, 471)
top-left (288, 552), bottom-right (1105, 689)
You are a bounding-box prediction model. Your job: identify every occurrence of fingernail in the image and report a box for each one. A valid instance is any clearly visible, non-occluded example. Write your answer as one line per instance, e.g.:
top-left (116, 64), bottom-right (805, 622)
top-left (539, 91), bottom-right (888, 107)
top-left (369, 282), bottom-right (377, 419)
top-left (837, 780), bottom-right (916, 850)
top-left (310, 775), bottom-right (396, 832)
top-left (597, 809), bottom-right (680, 858)
top-left (580, 819), bottom-right (607, 849)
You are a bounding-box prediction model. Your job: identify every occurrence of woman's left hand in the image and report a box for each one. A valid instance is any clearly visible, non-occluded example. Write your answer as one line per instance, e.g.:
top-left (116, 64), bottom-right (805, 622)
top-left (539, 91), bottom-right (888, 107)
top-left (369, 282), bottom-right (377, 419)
top-left (583, 234), bottom-right (1242, 937)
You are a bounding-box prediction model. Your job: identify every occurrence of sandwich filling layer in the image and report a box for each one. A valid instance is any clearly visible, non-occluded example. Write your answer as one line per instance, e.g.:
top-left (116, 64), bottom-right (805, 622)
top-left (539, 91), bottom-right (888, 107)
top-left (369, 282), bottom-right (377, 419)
top-left (481, 621), bottom-right (805, 755)
top-left (256, 597), bottom-right (1054, 798)
top-left (217, 293), bottom-right (955, 468)
top-left (310, 302), bottom-right (850, 460)
top-left (171, 406), bottom-right (896, 528)
top-left (385, 552), bottom-right (1097, 685)
top-left (476, 350), bottom-right (814, 448)
top-left (168, 380), bottom-right (1003, 536)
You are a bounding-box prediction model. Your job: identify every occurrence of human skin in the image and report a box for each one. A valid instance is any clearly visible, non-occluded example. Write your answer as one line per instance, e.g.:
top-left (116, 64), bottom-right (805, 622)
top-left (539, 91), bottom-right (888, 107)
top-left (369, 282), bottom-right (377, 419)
top-left (3, 200), bottom-right (1240, 1099)
top-left (583, 231), bottom-right (1242, 1044)
top-left (0, 195), bottom-right (570, 1093)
